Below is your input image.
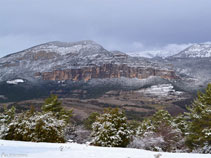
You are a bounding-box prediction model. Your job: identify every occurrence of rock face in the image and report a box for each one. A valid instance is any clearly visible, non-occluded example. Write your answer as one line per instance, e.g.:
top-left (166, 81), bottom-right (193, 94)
top-left (39, 64), bottom-right (177, 82)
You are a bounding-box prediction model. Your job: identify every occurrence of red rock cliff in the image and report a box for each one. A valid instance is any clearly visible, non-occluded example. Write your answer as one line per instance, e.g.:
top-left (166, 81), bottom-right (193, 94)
top-left (37, 64), bottom-right (178, 81)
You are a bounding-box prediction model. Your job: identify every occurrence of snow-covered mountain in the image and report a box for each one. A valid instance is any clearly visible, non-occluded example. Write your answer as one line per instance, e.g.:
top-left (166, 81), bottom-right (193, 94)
top-left (0, 40), bottom-right (210, 104)
top-left (0, 40), bottom-right (180, 102)
top-left (172, 44), bottom-right (211, 58)
top-left (127, 44), bottom-right (191, 58)
top-left (0, 40), bottom-right (113, 82)
top-left (164, 44), bottom-right (211, 88)
top-left (0, 40), bottom-right (169, 82)
top-left (126, 50), bottom-right (158, 58)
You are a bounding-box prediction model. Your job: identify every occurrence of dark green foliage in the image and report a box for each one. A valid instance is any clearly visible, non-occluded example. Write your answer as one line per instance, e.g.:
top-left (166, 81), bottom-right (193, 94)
top-left (185, 100), bottom-right (211, 152)
top-left (5, 111), bottom-right (66, 143)
top-left (3, 106), bottom-right (16, 123)
top-left (1, 95), bottom-right (73, 143)
top-left (42, 94), bottom-right (72, 122)
top-left (173, 114), bottom-right (188, 136)
top-left (128, 120), bottom-right (141, 135)
top-left (183, 84), bottom-right (211, 153)
top-left (197, 83), bottom-right (211, 106)
top-left (91, 108), bottom-right (132, 147)
top-left (84, 112), bottom-right (100, 130)
top-left (0, 106), bottom-right (16, 138)
top-left (42, 94), bottom-right (63, 113)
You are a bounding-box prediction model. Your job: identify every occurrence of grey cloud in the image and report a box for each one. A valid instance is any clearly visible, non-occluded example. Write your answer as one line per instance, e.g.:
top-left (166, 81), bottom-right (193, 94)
top-left (1, 0), bottom-right (211, 56)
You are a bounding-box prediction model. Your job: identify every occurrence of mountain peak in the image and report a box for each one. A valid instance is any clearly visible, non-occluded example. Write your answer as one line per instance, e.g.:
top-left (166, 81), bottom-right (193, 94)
top-left (172, 43), bottom-right (211, 58)
top-left (45, 40), bottom-right (99, 47)
top-left (2, 40), bottom-right (108, 60)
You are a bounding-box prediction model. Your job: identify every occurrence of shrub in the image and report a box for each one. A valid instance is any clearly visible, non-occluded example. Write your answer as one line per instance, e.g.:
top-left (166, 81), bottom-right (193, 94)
top-left (131, 110), bottom-right (185, 152)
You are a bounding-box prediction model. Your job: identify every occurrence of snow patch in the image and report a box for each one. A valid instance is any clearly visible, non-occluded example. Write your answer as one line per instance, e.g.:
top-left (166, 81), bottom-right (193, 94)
top-left (6, 79), bottom-right (24, 85)
top-left (138, 84), bottom-right (183, 97)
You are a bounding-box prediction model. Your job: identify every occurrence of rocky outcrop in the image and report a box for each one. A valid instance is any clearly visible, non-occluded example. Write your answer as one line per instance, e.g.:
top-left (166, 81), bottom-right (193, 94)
top-left (38, 64), bottom-right (178, 82)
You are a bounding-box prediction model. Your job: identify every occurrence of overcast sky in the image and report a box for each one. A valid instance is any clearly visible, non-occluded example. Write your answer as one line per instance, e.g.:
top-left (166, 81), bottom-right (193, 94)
top-left (1, 0), bottom-right (211, 57)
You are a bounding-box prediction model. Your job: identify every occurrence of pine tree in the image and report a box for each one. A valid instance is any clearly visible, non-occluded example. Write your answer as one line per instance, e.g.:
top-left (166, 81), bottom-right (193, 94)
top-left (91, 108), bottom-right (132, 147)
top-left (0, 106), bottom-right (16, 139)
top-left (84, 112), bottom-right (100, 130)
top-left (5, 111), bottom-right (66, 143)
top-left (42, 94), bottom-right (72, 122)
top-left (185, 99), bottom-right (211, 153)
top-left (197, 83), bottom-right (211, 106)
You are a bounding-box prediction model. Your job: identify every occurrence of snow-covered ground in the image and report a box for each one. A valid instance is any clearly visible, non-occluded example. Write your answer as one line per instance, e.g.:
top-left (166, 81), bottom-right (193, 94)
top-left (0, 140), bottom-right (210, 158)
top-left (138, 84), bottom-right (183, 97)
top-left (6, 79), bottom-right (24, 85)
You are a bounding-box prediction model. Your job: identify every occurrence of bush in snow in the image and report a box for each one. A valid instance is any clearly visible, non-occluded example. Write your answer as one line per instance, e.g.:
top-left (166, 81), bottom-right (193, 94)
top-left (0, 106), bottom-right (16, 139)
top-left (5, 111), bottom-right (66, 143)
top-left (65, 125), bottom-right (92, 144)
top-left (129, 110), bottom-right (185, 152)
top-left (91, 108), bottom-right (132, 147)
top-left (128, 132), bottom-right (165, 151)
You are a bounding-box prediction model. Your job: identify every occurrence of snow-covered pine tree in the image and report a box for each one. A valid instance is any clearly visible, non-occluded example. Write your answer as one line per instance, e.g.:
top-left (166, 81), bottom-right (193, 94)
top-left (197, 83), bottom-right (211, 106)
top-left (185, 99), bottom-right (211, 153)
top-left (0, 106), bottom-right (16, 139)
top-left (42, 94), bottom-right (73, 123)
top-left (91, 108), bottom-right (132, 147)
top-left (5, 111), bottom-right (66, 143)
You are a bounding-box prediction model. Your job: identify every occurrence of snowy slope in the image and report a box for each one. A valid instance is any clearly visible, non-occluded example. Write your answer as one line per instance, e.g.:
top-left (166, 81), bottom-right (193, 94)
top-left (127, 44), bottom-right (191, 58)
top-left (0, 40), bottom-right (166, 82)
top-left (0, 140), bottom-right (210, 158)
top-left (127, 50), bottom-right (158, 58)
top-left (173, 44), bottom-right (211, 58)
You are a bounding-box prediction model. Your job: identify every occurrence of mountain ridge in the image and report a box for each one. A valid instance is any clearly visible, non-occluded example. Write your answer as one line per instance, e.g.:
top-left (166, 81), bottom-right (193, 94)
top-left (171, 44), bottom-right (211, 58)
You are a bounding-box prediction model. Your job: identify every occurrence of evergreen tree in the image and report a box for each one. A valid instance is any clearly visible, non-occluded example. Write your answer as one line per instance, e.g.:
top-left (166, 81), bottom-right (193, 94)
top-left (42, 94), bottom-right (72, 122)
top-left (5, 111), bottom-right (66, 143)
top-left (185, 100), bottom-right (211, 153)
top-left (173, 114), bottom-right (189, 136)
top-left (0, 106), bottom-right (16, 139)
top-left (84, 112), bottom-right (100, 130)
top-left (197, 83), bottom-right (211, 106)
top-left (91, 108), bottom-right (132, 147)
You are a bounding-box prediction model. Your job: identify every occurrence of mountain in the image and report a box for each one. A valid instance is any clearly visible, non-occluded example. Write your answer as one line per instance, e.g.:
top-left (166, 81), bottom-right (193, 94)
top-left (164, 44), bottom-right (211, 90)
top-left (0, 40), bottom-right (203, 120)
top-left (172, 44), bottom-right (211, 58)
top-left (0, 40), bottom-right (177, 83)
top-left (126, 51), bottom-right (157, 58)
top-left (126, 44), bottom-right (191, 58)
